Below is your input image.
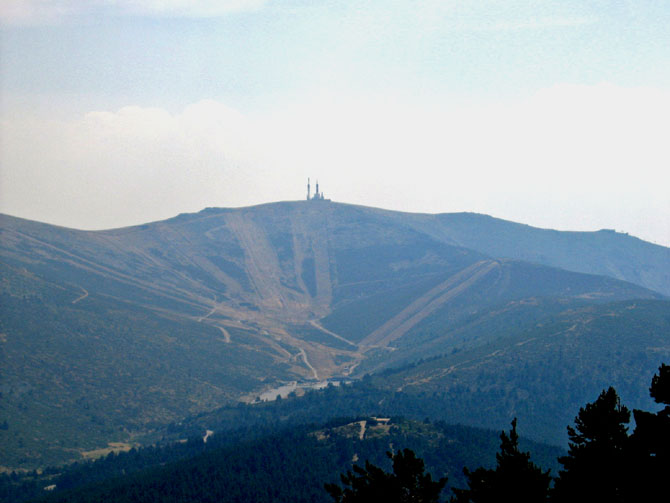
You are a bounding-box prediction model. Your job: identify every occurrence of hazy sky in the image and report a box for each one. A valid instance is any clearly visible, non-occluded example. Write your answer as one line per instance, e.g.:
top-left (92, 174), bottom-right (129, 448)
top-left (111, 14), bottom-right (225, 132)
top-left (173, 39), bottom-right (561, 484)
top-left (1, 1), bottom-right (669, 245)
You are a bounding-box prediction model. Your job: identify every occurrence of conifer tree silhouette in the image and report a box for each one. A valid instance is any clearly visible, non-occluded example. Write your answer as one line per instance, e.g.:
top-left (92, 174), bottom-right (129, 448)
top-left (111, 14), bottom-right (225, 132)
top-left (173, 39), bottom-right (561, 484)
top-left (629, 364), bottom-right (670, 500)
top-left (552, 387), bottom-right (630, 503)
top-left (452, 418), bottom-right (550, 503)
top-left (325, 448), bottom-right (447, 503)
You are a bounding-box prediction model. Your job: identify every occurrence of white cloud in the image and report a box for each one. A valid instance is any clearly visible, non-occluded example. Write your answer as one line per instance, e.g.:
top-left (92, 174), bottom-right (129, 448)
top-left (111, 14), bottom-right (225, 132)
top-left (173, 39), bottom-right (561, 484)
top-left (0, 100), bottom-right (262, 229)
top-left (0, 0), bottom-right (80, 25)
top-left (1, 0), bottom-right (594, 28)
top-left (471, 16), bottom-right (594, 32)
top-left (0, 0), bottom-right (268, 25)
top-left (1, 84), bottom-right (669, 245)
top-left (104, 0), bottom-right (268, 18)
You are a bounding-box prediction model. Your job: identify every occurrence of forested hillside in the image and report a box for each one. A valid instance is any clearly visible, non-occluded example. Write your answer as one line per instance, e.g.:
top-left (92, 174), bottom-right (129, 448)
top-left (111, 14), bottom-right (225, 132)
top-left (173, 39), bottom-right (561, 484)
top-left (4, 361), bottom-right (666, 503)
top-left (0, 418), bottom-right (562, 503)
top-left (143, 299), bottom-right (670, 449)
top-left (1, 201), bottom-right (668, 469)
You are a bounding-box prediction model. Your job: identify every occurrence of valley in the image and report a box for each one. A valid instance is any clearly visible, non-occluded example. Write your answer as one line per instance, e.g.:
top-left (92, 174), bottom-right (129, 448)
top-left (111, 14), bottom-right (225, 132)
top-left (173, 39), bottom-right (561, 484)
top-left (1, 200), bottom-right (668, 469)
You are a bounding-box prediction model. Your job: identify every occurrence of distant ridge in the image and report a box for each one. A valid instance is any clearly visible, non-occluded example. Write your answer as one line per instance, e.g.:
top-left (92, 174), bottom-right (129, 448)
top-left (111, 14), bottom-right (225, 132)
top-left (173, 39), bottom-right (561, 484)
top-left (432, 212), bottom-right (670, 297)
top-left (5, 201), bottom-right (666, 294)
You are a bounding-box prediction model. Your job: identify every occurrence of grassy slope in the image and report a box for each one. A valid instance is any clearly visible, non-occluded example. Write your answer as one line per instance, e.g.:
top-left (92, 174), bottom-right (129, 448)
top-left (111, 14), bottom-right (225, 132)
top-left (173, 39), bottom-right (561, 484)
top-left (0, 263), bottom-right (293, 468)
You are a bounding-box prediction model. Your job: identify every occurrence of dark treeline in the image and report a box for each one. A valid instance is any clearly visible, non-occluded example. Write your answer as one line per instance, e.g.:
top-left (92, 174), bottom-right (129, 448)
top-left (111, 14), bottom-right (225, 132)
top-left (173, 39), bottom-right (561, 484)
top-left (452, 363), bottom-right (669, 502)
top-left (0, 423), bottom-right (284, 503)
top-left (1, 419), bottom-right (561, 503)
top-left (325, 364), bottom-right (670, 503)
top-left (3, 365), bottom-right (666, 503)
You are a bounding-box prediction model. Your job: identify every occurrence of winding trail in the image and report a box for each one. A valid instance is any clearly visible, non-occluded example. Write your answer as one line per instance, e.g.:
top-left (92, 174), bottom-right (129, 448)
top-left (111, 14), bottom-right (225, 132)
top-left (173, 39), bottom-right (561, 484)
top-left (194, 301), bottom-right (231, 343)
top-left (216, 326), bottom-right (231, 343)
top-left (309, 320), bottom-right (358, 348)
top-left (72, 287), bottom-right (89, 304)
top-left (197, 304), bottom-right (218, 322)
top-left (298, 348), bottom-right (319, 380)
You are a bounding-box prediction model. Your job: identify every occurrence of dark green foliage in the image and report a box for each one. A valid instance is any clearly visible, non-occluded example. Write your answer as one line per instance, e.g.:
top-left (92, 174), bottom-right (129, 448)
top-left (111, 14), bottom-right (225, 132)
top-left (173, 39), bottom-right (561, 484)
top-left (551, 366), bottom-right (670, 502)
top-left (7, 365), bottom-right (670, 503)
top-left (326, 449), bottom-right (447, 503)
top-left (34, 428), bottom-right (338, 503)
top-left (452, 419), bottom-right (550, 503)
top-left (2, 202), bottom-right (667, 470)
top-left (449, 366), bottom-right (670, 503)
top-left (552, 388), bottom-right (631, 503)
top-left (629, 364), bottom-right (670, 501)
top-left (357, 300), bottom-right (670, 446)
top-left (649, 362), bottom-right (670, 406)
top-left (565, 388), bottom-right (630, 451)
top-left (0, 419), bottom-right (555, 503)
top-left (0, 263), bottom-right (293, 467)
top-left (0, 418), bottom-right (560, 503)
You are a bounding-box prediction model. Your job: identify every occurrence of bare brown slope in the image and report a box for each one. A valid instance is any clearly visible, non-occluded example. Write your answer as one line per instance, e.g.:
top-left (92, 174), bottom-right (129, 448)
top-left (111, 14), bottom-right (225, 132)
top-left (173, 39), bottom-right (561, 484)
top-left (0, 203), bottom-right (387, 382)
top-left (360, 260), bottom-right (500, 348)
top-left (1, 202), bottom-right (663, 384)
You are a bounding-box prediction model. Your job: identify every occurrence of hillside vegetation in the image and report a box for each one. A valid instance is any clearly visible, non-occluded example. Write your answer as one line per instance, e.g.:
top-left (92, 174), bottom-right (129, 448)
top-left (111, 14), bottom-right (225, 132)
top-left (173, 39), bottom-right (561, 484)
top-left (0, 418), bottom-right (563, 503)
top-left (1, 201), bottom-right (667, 468)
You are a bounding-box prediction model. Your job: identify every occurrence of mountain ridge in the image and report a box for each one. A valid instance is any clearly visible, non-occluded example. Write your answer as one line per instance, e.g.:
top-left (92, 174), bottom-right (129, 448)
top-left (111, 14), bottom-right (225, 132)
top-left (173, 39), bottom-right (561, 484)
top-left (4, 200), bottom-right (667, 296)
top-left (1, 200), bottom-right (667, 468)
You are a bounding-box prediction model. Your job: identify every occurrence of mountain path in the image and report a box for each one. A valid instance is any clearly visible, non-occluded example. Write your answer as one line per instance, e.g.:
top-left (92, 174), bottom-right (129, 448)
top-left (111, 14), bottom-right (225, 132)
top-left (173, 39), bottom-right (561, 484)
top-left (72, 287), bottom-right (89, 304)
top-left (308, 320), bottom-right (358, 348)
top-left (298, 348), bottom-right (319, 380)
top-left (216, 326), bottom-right (231, 343)
top-left (197, 303), bottom-right (218, 322)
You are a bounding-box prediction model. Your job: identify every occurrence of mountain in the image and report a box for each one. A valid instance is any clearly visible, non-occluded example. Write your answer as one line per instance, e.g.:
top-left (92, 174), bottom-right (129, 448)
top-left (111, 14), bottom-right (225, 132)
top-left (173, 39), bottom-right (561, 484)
top-left (147, 300), bottom-right (670, 451)
top-left (0, 201), bottom-right (667, 468)
top-left (1, 418), bottom-right (563, 503)
top-left (431, 212), bottom-right (670, 297)
top-left (363, 298), bottom-right (670, 444)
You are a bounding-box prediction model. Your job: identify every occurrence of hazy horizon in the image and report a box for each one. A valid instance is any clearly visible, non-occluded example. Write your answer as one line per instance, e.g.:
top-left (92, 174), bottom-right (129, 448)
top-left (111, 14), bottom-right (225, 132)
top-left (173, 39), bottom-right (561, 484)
top-left (1, 198), bottom-right (668, 250)
top-left (1, 1), bottom-right (669, 246)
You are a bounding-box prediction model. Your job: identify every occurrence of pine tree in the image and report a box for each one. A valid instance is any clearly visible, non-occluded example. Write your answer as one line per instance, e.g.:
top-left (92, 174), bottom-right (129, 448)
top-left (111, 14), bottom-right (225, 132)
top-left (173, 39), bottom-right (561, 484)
top-left (452, 418), bottom-right (550, 503)
top-left (552, 387), bottom-right (630, 503)
top-left (325, 448), bottom-right (447, 503)
top-left (629, 364), bottom-right (670, 500)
